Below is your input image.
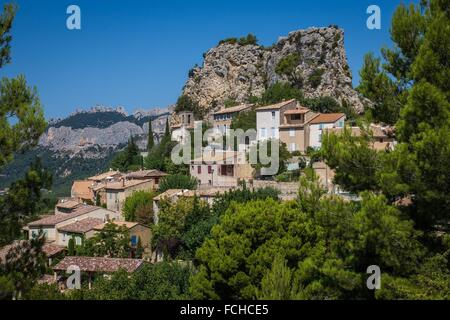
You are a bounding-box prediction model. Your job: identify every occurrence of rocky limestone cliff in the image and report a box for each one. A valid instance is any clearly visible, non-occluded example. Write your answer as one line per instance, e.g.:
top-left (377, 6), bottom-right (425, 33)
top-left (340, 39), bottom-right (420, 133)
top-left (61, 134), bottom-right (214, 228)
top-left (40, 106), bottom-right (169, 157)
top-left (182, 27), bottom-right (366, 113)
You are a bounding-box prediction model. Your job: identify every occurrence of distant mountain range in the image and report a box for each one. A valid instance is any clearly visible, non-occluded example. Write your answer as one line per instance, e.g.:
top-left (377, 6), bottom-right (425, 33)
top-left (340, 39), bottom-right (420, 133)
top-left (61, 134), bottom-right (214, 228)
top-left (0, 106), bottom-right (170, 196)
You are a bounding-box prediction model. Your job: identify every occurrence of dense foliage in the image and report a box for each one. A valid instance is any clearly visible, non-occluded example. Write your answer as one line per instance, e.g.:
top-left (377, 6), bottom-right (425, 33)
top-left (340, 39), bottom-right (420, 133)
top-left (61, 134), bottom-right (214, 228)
top-left (77, 223), bottom-right (131, 258)
top-left (189, 173), bottom-right (450, 299)
top-left (122, 190), bottom-right (156, 224)
top-left (158, 174), bottom-right (198, 192)
top-left (0, 235), bottom-right (47, 300)
top-left (275, 53), bottom-right (303, 88)
top-left (110, 136), bottom-right (143, 172)
top-left (71, 262), bottom-right (192, 300)
top-left (0, 157), bottom-right (53, 246)
top-left (325, 0), bottom-right (449, 231)
top-left (0, 3), bottom-right (46, 168)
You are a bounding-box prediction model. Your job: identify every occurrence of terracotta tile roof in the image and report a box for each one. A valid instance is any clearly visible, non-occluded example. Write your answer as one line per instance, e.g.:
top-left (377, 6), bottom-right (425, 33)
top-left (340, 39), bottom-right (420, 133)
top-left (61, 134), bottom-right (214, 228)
top-left (91, 183), bottom-right (106, 192)
top-left (309, 113), bottom-right (345, 124)
top-left (88, 171), bottom-right (121, 181)
top-left (125, 169), bottom-right (167, 179)
top-left (71, 180), bottom-right (94, 200)
top-left (256, 99), bottom-right (297, 111)
top-left (88, 171), bottom-right (120, 181)
top-left (57, 217), bottom-right (104, 234)
top-left (42, 243), bottom-right (65, 257)
top-left (214, 104), bottom-right (253, 115)
top-left (93, 221), bottom-right (140, 231)
top-left (53, 256), bottom-right (144, 273)
top-left (1, 241), bottom-right (65, 263)
top-left (56, 200), bottom-right (81, 210)
top-left (105, 179), bottom-right (152, 191)
top-left (28, 205), bottom-right (100, 227)
top-left (284, 107), bottom-right (310, 115)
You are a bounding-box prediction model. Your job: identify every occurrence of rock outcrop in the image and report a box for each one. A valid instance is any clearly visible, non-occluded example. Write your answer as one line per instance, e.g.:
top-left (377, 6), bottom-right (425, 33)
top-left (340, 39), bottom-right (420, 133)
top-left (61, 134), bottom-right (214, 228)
top-left (40, 106), bottom-right (170, 157)
top-left (182, 27), bottom-right (366, 113)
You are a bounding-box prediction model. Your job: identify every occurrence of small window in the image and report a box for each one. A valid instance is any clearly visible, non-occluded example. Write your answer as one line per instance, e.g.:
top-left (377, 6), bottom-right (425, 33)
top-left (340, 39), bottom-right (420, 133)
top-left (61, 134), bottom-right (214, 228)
top-left (197, 166), bottom-right (202, 174)
top-left (292, 114), bottom-right (301, 120)
top-left (260, 128), bottom-right (266, 138)
top-left (289, 128), bottom-right (295, 137)
top-left (319, 123), bottom-right (324, 130)
top-left (271, 111), bottom-right (276, 119)
top-left (208, 166), bottom-right (212, 174)
top-left (290, 143), bottom-right (297, 151)
top-left (271, 127), bottom-right (276, 138)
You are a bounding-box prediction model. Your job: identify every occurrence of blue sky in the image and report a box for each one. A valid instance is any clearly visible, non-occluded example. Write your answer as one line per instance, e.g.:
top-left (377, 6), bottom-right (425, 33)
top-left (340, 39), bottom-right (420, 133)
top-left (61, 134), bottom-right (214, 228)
top-left (0, 0), bottom-right (406, 119)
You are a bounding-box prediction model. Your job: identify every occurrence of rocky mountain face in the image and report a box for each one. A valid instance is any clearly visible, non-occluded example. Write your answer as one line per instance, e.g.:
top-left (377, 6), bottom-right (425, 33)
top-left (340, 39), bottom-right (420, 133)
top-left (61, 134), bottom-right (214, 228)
top-left (183, 27), bottom-right (366, 113)
top-left (0, 106), bottom-right (169, 195)
top-left (40, 106), bottom-right (169, 155)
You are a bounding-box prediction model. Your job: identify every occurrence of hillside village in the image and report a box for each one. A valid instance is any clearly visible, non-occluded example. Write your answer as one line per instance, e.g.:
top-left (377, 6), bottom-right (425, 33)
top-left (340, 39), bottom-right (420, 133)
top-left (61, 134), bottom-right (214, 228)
top-left (0, 0), bottom-right (449, 301)
top-left (0, 94), bottom-right (396, 292)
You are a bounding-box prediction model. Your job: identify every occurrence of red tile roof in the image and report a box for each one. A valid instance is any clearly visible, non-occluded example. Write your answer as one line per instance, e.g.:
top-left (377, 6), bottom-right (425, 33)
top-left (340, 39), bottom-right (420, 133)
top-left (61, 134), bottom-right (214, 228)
top-left (214, 104), bottom-right (253, 115)
top-left (53, 256), bottom-right (144, 273)
top-left (309, 113), bottom-right (345, 124)
top-left (125, 169), bottom-right (167, 179)
top-left (256, 99), bottom-right (297, 111)
top-left (57, 218), bottom-right (104, 234)
top-left (42, 243), bottom-right (65, 257)
top-left (105, 179), bottom-right (152, 190)
top-left (284, 107), bottom-right (310, 115)
top-left (71, 180), bottom-right (94, 200)
top-left (28, 205), bottom-right (100, 227)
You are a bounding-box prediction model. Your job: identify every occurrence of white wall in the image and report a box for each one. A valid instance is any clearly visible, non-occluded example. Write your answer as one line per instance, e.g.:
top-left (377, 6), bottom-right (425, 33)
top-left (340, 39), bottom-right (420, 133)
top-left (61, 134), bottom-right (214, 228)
top-left (29, 208), bottom-right (121, 247)
top-left (257, 110), bottom-right (280, 141)
top-left (309, 119), bottom-right (345, 149)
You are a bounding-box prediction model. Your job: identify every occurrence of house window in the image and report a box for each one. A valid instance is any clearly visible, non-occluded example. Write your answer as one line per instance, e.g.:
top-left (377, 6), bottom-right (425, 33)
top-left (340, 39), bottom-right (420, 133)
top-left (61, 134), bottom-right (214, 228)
top-left (197, 166), bottom-right (202, 174)
top-left (290, 143), bottom-right (297, 151)
top-left (271, 127), bottom-right (276, 138)
top-left (289, 128), bottom-right (295, 137)
top-left (260, 128), bottom-right (266, 138)
top-left (292, 114), bottom-right (301, 120)
top-left (75, 237), bottom-right (82, 245)
top-left (271, 111), bottom-right (275, 119)
top-left (318, 134), bottom-right (322, 142)
top-left (319, 123), bottom-right (324, 130)
top-left (131, 235), bottom-right (138, 246)
top-left (208, 166), bottom-right (212, 174)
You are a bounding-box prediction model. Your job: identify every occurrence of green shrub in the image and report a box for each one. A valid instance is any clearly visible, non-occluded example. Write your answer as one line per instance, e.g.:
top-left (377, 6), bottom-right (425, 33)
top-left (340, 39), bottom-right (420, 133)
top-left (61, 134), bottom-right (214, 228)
top-left (158, 174), bottom-right (198, 192)
top-left (308, 68), bottom-right (325, 88)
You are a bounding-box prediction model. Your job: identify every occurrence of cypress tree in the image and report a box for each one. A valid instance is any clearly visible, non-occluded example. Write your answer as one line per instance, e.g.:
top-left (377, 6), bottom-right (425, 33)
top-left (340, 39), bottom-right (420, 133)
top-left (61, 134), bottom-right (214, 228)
top-left (147, 118), bottom-right (154, 152)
